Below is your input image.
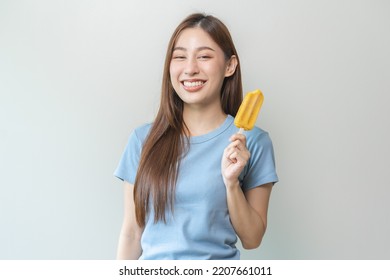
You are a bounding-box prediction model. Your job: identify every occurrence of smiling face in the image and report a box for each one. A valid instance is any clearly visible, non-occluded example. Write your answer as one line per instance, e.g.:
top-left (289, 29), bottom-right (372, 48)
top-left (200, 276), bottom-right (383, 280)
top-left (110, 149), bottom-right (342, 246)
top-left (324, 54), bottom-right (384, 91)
top-left (169, 27), bottom-right (237, 111)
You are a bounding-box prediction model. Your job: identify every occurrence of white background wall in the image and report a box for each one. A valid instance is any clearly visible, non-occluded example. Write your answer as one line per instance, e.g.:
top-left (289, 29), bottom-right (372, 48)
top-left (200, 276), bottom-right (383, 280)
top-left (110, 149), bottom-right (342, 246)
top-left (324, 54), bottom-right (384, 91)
top-left (1, 0), bottom-right (389, 259)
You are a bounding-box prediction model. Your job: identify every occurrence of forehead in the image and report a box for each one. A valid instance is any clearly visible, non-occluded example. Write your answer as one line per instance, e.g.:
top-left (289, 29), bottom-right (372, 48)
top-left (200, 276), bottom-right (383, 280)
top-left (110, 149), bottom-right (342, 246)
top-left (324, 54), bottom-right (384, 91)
top-left (174, 27), bottom-right (219, 49)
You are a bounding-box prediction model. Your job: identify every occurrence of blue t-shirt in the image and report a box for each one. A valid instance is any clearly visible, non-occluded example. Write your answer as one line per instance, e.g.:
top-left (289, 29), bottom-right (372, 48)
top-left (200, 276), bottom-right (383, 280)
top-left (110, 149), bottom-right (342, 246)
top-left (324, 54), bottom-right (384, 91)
top-left (114, 115), bottom-right (278, 259)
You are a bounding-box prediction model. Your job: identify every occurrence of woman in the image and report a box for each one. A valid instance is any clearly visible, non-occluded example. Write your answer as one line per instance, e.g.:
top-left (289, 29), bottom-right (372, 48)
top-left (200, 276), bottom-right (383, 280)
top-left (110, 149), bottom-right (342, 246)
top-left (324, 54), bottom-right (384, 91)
top-left (114, 13), bottom-right (278, 260)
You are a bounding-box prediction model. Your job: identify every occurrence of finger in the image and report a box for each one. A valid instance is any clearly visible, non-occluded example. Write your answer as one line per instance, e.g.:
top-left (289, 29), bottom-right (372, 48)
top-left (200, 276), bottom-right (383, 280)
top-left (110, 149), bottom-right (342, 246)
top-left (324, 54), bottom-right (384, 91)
top-left (229, 151), bottom-right (239, 163)
top-left (231, 147), bottom-right (251, 161)
top-left (227, 139), bottom-right (245, 151)
top-left (225, 145), bottom-right (244, 158)
top-left (230, 136), bottom-right (247, 150)
top-left (230, 152), bottom-right (250, 169)
top-left (229, 133), bottom-right (247, 146)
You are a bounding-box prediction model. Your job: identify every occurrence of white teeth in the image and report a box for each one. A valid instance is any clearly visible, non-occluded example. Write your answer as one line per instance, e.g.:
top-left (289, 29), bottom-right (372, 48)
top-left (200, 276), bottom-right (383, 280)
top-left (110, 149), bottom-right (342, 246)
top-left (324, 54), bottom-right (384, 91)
top-left (183, 81), bottom-right (204, 87)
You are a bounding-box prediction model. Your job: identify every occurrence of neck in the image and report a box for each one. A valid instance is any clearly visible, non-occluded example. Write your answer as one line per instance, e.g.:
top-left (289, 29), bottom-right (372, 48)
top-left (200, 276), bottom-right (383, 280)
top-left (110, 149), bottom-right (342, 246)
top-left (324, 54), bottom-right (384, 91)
top-left (182, 105), bottom-right (227, 137)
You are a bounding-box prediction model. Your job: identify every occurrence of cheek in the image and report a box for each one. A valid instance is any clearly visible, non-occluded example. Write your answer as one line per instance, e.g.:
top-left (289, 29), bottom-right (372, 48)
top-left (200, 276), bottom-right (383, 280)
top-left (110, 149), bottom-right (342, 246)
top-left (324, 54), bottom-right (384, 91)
top-left (169, 64), bottom-right (181, 90)
top-left (169, 62), bottom-right (180, 78)
top-left (205, 62), bottom-right (228, 80)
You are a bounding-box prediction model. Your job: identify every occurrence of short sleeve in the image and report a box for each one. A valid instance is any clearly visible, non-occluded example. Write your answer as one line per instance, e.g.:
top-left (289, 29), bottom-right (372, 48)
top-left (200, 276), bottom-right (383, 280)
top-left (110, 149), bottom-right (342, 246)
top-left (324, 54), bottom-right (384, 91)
top-left (114, 129), bottom-right (143, 184)
top-left (241, 129), bottom-right (279, 191)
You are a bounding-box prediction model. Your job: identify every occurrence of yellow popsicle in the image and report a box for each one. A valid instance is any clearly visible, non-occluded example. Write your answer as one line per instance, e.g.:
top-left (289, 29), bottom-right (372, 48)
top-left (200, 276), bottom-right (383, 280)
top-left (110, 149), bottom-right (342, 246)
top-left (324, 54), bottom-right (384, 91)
top-left (234, 89), bottom-right (264, 133)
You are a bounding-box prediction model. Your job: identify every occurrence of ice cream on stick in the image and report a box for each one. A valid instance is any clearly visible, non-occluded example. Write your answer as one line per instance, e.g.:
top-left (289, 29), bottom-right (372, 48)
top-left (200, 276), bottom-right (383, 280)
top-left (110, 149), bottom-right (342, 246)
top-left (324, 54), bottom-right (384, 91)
top-left (234, 89), bottom-right (264, 133)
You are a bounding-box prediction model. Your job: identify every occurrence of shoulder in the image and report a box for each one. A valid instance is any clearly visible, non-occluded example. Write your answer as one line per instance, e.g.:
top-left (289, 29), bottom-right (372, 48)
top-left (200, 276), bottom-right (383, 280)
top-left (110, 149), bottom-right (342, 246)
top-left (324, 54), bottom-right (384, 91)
top-left (130, 122), bottom-right (153, 144)
top-left (245, 126), bottom-right (273, 148)
top-left (241, 126), bottom-right (278, 188)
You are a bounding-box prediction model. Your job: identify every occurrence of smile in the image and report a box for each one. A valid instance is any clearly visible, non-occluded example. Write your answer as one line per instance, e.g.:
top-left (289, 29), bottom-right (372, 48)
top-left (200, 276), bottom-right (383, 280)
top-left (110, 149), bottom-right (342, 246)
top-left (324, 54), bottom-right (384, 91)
top-left (182, 80), bottom-right (205, 87)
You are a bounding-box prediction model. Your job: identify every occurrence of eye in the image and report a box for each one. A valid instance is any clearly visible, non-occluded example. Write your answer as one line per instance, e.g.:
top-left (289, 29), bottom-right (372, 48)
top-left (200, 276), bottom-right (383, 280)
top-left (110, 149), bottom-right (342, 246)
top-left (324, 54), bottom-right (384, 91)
top-left (172, 55), bottom-right (185, 60)
top-left (172, 51), bottom-right (186, 60)
top-left (198, 55), bottom-right (211, 60)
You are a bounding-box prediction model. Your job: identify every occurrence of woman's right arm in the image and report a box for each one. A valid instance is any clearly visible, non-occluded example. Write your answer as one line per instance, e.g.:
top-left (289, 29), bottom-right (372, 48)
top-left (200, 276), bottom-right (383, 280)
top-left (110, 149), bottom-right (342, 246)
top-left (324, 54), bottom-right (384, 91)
top-left (116, 182), bottom-right (143, 259)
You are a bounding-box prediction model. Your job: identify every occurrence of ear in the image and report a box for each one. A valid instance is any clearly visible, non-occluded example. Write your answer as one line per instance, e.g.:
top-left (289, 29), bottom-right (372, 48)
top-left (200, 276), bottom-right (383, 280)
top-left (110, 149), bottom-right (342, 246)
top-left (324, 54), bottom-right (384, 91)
top-left (224, 55), bottom-right (238, 77)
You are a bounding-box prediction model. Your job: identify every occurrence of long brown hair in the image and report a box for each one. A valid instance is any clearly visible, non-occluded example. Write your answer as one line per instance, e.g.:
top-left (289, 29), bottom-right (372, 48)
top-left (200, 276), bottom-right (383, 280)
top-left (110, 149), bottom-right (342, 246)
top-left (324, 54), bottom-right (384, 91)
top-left (134, 13), bottom-right (243, 227)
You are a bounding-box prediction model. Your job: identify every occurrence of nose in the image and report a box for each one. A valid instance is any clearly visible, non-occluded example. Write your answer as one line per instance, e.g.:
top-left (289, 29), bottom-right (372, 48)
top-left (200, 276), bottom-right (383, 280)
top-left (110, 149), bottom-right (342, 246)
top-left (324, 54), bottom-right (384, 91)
top-left (184, 57), bottom-right (199, 75)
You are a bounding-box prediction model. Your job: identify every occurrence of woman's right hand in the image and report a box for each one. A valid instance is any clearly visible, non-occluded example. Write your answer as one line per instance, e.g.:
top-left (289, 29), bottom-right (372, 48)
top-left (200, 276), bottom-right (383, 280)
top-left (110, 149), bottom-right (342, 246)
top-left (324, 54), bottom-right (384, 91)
top-left (116, 182), bottom-right (144, 259)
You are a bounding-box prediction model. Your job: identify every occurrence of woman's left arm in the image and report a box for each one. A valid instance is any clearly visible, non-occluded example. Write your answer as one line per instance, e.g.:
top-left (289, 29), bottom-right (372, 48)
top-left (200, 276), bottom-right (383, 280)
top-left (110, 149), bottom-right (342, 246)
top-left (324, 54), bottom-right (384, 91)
top-left (222, 133), bottom-right (273, 249)
top-left (226, 182), bottom-right (273, 249)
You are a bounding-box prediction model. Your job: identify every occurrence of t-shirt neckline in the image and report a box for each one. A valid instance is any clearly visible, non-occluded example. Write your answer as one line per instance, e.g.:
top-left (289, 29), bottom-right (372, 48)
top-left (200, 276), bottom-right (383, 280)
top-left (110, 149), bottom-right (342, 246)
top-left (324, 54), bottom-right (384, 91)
top-left (189, 115), bottom-right (234, 144)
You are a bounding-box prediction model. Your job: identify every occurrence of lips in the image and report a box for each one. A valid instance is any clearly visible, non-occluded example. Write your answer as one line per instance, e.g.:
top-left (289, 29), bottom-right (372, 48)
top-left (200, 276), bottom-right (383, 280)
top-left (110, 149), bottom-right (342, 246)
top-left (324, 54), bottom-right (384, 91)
top-left (181, 79), bottom-right (206, 92)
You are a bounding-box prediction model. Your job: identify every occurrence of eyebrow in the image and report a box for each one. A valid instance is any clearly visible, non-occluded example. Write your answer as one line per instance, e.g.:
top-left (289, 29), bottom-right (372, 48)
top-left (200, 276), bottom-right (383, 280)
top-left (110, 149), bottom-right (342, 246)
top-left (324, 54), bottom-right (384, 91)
top-left (172, 46), bottom-right (216, 52)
